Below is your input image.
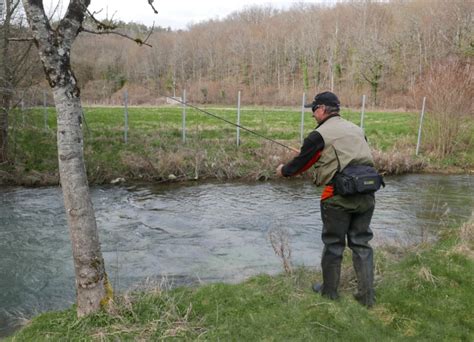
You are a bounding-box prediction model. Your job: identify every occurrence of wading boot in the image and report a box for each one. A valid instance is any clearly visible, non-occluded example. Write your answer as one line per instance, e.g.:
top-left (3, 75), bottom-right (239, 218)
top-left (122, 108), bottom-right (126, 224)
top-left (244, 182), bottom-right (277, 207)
top-left (352, 247), bottom-right (375, 308)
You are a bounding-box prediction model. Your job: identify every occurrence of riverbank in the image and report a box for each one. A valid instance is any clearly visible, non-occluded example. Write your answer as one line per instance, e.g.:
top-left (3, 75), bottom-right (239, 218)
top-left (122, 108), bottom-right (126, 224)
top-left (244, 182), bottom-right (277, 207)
top-left (0, 107), bottom-right (474, 186)
top-left (1, 106), bottom-right (472, 187)
top-left (0, 144), bottom-right (471, 187)
top-left (6, 216), bottom-right (473, 340)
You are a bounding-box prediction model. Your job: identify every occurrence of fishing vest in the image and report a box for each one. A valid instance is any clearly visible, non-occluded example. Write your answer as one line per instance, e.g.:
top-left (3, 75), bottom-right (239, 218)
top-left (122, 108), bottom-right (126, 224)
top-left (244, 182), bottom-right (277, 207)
top-left (313, 116), bottom-right (374, 186)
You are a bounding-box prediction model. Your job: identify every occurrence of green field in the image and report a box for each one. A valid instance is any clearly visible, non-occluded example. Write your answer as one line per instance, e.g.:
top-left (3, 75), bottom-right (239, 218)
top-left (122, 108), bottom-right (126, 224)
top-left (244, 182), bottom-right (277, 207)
top-left (18, 105), bottom-right (418, 147)
top-left (2, 105), bottom-right (472, 185)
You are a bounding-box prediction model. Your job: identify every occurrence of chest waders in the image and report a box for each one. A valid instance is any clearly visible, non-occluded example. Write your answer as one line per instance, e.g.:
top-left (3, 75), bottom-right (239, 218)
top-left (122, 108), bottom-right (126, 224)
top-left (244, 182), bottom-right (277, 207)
top-left (319, 194), bottom-right (376, 307)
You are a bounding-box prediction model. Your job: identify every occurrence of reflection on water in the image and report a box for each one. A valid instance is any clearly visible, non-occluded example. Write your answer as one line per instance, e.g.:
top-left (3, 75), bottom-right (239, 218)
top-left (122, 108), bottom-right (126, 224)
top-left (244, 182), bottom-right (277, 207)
top-left (0, 174), bottom-right (472, 336)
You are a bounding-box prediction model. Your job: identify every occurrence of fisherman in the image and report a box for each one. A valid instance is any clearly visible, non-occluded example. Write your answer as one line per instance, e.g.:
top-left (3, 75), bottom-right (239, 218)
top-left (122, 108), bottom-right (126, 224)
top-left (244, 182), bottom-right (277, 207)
top-left (276, 91), bottom-right (378, 307)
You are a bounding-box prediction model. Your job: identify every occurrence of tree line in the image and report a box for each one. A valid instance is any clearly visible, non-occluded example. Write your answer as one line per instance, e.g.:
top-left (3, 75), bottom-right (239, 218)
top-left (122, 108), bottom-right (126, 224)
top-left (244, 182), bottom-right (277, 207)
top-left (3, 1), bottom-right (472, 110)
top-left (68, 0), bottom-right (472, 108)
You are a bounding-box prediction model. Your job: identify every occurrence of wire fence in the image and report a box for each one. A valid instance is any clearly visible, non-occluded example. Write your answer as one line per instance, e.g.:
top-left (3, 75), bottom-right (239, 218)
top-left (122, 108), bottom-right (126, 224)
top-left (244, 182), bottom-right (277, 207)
top-left (10, 89), bottom-right (428, 155)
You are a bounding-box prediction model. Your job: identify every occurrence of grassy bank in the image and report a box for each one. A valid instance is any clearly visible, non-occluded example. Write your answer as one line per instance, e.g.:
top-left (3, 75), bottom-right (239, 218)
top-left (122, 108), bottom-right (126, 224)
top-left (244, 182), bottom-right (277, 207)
top-left (2, 105), bottom-right (471, 186)
top-left (6, 218), bottom-right (473, 341)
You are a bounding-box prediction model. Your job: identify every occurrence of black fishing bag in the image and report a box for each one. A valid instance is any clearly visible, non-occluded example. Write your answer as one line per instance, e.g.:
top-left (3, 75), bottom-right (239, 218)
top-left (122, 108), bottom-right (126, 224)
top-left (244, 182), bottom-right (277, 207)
top-left (333, 165), bottom-right (385, 196)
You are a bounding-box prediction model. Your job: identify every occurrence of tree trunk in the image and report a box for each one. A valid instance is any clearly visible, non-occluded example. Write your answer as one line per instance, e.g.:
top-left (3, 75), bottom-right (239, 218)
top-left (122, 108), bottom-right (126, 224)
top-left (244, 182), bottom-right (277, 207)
top-left (0, 97), bottom-right (8, 163)
top-left (22, 0), bottom-right (109, 317)
top-left (0, 0), bottom-right (12, 163)
top-left (54, 83), bottom-right (108, 316)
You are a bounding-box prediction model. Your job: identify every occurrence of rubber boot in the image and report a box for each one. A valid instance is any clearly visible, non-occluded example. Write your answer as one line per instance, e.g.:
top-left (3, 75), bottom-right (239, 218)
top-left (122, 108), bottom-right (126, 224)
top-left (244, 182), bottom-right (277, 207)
top-left (320, 245), bottom-right (342, 299)
top-left (352, 247), bottom-right (375, 307)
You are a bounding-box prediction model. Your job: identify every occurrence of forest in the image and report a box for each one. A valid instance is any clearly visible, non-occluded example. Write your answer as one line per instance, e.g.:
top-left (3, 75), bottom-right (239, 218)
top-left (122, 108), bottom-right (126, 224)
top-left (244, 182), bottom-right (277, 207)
top-left (3, 0), bottom-right (473, 109)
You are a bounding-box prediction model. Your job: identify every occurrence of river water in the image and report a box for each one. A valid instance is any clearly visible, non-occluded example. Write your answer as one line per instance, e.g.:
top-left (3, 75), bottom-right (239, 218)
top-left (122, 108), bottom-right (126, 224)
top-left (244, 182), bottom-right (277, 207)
top-left (0, 174), bottom-right (473, 336)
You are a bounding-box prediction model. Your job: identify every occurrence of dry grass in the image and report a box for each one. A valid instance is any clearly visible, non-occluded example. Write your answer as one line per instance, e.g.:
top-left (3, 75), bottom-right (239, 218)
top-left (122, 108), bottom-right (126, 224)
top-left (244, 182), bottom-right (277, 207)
top-left (90, 277), bottom-right (206, 340)
top-left (372, 147), bottom-right (426, 175)
top-left (268, 227), bottom-right (293, 275)
top-left (452, 214), bottom-right (474, 260)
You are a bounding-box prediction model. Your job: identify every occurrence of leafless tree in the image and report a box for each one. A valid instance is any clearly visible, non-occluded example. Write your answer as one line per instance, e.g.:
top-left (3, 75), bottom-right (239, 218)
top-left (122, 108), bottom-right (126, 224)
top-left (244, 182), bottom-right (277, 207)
top-left (0, 0), bottom-right (34, 163)
top-left (21, 0), bottom-right (156, 317)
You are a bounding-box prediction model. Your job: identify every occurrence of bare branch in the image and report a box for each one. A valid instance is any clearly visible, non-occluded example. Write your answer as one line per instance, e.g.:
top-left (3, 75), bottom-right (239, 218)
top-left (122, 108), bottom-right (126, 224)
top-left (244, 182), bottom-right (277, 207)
top-left (148, 0), bottom-right (158, 14)
top-left (86, 8), bottom-right (117, 31)
top-left (81, 28), bottom-right (152, 47)
top-left (8, 37), bottom-right (34, 42)
top-left (142, 21), bottom-right (155, 46)
top-left (9, 0), bottom-right (21, 15)
top-left (47, 0), bottom-right (63, 23)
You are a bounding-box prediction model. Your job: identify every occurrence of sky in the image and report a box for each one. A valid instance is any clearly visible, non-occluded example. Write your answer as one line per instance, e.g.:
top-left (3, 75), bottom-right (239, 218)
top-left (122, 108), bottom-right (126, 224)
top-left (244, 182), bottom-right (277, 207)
top-left (84, 1), bottom-right (327, 30)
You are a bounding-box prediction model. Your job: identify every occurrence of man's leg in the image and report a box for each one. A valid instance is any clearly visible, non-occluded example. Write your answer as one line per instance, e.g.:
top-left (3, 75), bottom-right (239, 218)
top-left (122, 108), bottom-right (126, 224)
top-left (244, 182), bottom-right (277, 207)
top-left (348, 204), bottom-right (375, 307)
top-left (319, 202), bottom-right (351, 299)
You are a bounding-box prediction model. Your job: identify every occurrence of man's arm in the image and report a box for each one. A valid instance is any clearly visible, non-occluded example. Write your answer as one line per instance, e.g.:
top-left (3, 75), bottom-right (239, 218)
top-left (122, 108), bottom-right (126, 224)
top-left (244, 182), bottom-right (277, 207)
top-left (277, 131), bottom-right (325, 177)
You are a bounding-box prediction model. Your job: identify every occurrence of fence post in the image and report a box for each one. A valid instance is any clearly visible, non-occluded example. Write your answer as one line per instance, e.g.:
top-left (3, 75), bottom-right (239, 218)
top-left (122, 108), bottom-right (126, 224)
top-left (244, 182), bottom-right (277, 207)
top-left (182, 89), bottom-right (186, 144)
top-left (416, 96), bottom-right (426, 156)
top-left (124, 90), bottom-right (128, 144)
top-left (43, 90), bottom-right (48, 130)
top-left (300, 92), bottom-right (306, 145)
top-left (237, 91), bottom-right (241, 146)
top-left (360, 94), bottom-right (366, 130)
top-left (21, 91), bottom-right (25, 126)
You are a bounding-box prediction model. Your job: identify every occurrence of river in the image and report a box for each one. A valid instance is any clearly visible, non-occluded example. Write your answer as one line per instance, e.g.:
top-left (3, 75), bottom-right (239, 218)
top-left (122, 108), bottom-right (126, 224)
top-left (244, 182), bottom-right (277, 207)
top-left (0, 174), bottom-right (472, 337)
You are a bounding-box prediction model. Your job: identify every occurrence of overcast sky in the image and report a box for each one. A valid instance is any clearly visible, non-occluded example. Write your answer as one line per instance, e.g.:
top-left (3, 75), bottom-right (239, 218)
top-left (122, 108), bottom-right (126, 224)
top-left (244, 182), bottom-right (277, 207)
top-left (84, 1), bottom-right (327, 30)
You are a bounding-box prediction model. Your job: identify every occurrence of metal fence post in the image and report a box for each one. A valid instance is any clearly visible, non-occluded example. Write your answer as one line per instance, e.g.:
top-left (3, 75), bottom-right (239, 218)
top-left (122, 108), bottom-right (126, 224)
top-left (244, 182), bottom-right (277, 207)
top-left (21, 91), bottom-right (25, 126)
top-left (416, 96), bottom-right (426, 156)
top-left (360, 94), bottom-right (366, 130)
top-left (237, 91), bottom-right (241, 146)
top-left (124, 90), bottom-right (128, 144)
top-left (182, 89), bottom-right (186, 143)
top-left (300, 92), bottom-right (306, 145)
top-left (43, 91), bottom-right (48, 130)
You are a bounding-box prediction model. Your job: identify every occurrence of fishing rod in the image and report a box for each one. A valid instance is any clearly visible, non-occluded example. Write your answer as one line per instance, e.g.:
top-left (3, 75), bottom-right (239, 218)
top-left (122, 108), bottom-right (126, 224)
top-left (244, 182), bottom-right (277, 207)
top-left (166, 96), bottom-right (300, 153)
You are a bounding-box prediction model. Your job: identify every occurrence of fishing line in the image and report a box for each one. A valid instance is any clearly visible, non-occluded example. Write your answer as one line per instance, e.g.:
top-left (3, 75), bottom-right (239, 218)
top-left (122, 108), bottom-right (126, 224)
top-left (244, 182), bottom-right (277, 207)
top-left (166, 96), bottom-right (299, 152)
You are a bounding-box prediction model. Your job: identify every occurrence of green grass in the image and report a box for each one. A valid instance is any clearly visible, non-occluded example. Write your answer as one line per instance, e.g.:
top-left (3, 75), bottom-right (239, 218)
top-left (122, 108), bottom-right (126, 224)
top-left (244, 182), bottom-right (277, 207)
top-left (7, 220), bottom-right (474, 341)
top-left (2, 105), bottom-right (472, 185)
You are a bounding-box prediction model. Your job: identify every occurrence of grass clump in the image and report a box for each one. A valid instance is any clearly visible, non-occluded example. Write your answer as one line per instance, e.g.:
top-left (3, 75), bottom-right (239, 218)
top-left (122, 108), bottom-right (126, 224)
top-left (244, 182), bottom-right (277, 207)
top-left (7, 218), bottom-right (473, 341)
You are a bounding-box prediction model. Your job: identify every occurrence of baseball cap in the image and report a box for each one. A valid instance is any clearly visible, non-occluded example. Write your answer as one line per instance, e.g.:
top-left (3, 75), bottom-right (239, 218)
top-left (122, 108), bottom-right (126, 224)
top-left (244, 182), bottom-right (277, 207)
top-left (304, 91), bottom-right (340, 110)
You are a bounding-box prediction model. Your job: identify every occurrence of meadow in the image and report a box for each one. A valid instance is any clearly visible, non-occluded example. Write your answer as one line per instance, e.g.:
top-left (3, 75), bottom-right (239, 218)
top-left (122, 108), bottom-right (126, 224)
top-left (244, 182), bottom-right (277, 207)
top-left (5, 104), bottom-right (462, 186)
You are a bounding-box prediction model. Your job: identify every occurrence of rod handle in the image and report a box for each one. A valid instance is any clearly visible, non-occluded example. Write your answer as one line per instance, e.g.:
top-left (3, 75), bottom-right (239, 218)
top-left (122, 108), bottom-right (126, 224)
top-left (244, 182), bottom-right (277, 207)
top-left (290, 147), bottom-right (300, 153)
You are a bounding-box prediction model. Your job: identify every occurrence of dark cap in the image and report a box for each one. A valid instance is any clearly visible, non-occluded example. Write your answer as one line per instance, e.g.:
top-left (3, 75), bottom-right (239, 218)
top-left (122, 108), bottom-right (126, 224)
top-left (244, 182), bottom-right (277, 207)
top-left (304, 91), bottom-right (340, 110)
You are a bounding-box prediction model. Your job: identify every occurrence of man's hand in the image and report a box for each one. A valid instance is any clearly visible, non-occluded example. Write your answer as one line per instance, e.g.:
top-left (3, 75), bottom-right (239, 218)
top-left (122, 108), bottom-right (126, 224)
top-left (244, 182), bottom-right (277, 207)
top-left (276, 164), bottom-right (285, 177)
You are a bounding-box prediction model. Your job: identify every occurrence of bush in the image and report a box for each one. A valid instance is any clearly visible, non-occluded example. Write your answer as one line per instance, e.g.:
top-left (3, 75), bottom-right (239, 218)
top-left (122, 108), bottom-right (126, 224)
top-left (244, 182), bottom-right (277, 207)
top-left (415, 58), bottom-right (473, 158)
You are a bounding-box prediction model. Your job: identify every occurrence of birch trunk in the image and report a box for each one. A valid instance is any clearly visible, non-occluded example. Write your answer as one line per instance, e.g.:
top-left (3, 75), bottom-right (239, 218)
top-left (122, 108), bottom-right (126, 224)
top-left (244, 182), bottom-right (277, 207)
top-left (22, 0), bottom-right (108, 316)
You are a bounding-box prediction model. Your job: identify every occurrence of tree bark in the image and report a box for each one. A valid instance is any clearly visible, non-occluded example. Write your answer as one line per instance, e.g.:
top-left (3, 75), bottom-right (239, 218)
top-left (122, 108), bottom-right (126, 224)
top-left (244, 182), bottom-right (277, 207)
top-left (22, 0), bottom-right (109, 317)
top-left (0, 0), bottom-right (13, 163)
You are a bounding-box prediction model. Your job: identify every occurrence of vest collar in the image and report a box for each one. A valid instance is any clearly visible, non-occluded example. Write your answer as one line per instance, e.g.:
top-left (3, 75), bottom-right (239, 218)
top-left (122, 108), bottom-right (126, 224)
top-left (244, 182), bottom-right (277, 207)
top-left (316, 114), bottom-right (340, 129)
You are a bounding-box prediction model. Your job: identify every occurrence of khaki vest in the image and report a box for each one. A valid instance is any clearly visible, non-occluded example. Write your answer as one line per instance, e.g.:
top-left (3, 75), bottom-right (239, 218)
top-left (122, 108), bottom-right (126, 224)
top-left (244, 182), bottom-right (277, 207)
top-left (313, 116), bottom-right (374, 186)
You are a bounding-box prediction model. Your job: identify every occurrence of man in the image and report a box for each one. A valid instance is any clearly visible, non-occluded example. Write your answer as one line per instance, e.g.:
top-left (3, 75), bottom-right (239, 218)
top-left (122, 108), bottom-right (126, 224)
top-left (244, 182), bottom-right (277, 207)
top-left (276, 91), bottom-right (376, 307)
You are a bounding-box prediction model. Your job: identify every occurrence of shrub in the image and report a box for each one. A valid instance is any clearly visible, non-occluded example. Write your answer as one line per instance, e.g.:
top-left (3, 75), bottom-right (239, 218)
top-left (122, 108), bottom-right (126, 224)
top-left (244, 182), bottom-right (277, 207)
top-left (415, 58), bottom-right (473, 158)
